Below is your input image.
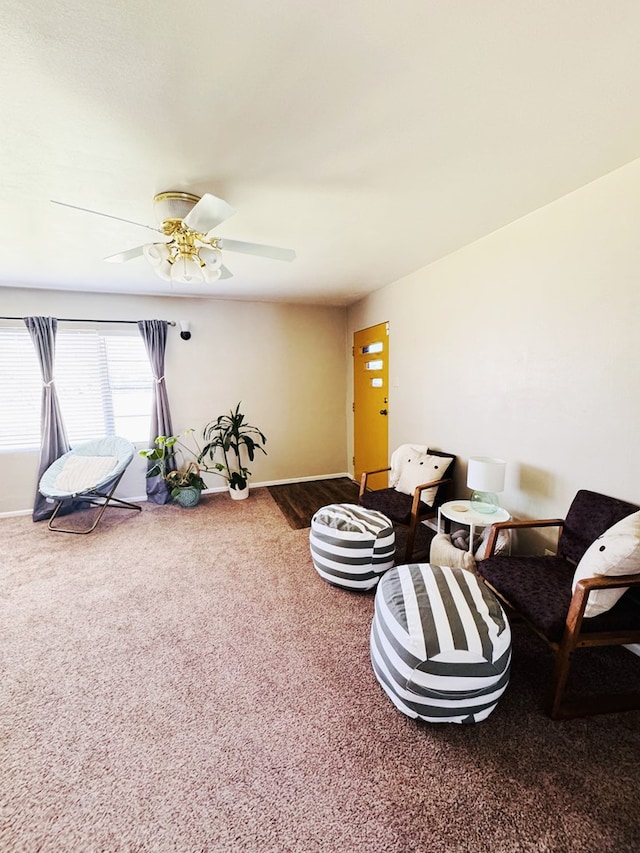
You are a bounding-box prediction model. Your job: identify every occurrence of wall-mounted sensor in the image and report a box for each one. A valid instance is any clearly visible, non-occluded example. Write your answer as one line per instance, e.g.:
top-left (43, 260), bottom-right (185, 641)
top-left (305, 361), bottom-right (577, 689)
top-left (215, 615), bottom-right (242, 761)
top-left (179, 320), bottom-right (191, 341)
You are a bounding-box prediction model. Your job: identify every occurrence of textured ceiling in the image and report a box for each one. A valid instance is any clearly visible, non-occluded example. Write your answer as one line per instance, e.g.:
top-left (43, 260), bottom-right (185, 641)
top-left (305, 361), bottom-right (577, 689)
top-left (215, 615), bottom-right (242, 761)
top-left (2, 1), bottom-right (640, 305)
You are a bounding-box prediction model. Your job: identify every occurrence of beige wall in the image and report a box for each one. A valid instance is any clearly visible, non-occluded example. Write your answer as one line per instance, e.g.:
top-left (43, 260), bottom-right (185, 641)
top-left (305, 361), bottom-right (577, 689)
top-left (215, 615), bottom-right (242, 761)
top-left (347, 157), bottom-right (640, 544)
top-left (1, 289), bottom-right (348, 514)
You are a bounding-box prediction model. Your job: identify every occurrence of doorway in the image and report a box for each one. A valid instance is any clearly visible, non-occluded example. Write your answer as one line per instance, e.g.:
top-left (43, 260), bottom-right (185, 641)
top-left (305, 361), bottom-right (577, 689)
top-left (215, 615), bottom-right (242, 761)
top-left (353, 322), bottom-right (389, 490)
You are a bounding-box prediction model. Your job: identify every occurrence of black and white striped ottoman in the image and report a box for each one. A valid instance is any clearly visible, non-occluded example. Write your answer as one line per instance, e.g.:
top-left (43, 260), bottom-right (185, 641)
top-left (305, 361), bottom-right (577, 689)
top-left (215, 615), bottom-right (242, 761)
top-left (309, 503), bottom-right (395, 590)
top-left (370, 563), bottom-right (511, 723)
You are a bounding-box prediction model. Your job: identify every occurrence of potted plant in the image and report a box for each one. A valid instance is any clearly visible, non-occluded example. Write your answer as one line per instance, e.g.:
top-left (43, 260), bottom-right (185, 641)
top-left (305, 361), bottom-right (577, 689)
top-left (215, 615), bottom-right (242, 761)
top-left (198, 402), bottom-right (267, 500)
top-left (140, 434), bottom-right (208, 507)
top-left (164, 461), bottom-right (207, 507)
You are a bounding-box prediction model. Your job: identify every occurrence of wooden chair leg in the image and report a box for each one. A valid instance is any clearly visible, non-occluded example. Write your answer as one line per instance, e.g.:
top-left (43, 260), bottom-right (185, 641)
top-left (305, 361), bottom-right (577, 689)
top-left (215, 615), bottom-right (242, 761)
top-left (549, 641), bottom-right (640, 719)
top-left (404, 519), bottom-right (418, 562)
top-left (548, 642), bottom-right (573, 719)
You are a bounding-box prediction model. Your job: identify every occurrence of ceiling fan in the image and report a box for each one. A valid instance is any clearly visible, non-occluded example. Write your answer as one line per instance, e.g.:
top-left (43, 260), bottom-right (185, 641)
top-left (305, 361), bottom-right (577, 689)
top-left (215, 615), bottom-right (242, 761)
top-left (51, 191), bottom-right (296, 284)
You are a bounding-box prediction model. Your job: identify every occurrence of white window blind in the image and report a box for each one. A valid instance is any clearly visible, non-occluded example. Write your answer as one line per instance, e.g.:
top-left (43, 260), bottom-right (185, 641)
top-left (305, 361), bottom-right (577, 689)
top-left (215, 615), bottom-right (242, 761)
top-left (0, 326), bottom-right (154, 451)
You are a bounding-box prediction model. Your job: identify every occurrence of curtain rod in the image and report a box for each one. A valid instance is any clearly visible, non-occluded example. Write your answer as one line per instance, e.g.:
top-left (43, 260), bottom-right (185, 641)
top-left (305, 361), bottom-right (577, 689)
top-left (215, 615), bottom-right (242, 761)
top-left (0, 316), bottom-right (176, 326)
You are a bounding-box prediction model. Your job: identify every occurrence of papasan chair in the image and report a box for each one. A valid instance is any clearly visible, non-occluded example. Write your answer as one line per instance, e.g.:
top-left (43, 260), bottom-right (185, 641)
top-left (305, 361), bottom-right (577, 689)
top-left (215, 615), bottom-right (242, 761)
top-left (39, 436), bottom-right (141, 534)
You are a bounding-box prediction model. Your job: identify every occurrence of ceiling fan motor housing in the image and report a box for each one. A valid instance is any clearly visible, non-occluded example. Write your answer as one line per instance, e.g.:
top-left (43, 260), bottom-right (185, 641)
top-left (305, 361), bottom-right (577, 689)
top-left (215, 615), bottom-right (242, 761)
top-left (153, 191), bottom-right (200, 231)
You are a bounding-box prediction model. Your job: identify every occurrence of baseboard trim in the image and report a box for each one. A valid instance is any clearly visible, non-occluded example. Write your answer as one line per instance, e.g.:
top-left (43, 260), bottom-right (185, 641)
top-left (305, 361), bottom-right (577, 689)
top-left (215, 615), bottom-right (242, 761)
top-left (202, 473), bottom-right (353, 495)
top-left (254, 473), bottom-right (354, 489)
top-left (0, 474), bottom-right (355, 519)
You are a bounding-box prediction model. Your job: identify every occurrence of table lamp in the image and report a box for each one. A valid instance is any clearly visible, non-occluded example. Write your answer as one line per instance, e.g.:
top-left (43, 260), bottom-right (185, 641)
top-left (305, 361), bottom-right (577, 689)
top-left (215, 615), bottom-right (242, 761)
top-left (467, 456), bottom-right (506, 514)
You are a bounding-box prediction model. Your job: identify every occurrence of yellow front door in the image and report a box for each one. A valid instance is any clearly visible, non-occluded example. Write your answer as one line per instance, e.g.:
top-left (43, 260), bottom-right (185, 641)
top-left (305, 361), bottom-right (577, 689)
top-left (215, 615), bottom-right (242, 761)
top-left (353, 322), bottom-right (389, 490)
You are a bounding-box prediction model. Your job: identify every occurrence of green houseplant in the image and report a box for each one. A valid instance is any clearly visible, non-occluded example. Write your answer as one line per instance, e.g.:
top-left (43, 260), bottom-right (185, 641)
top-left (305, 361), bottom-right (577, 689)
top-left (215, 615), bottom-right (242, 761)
top-left (198, 402), bottom-right (267, 499)
top-left (140, 433), bottom-right (208, 507)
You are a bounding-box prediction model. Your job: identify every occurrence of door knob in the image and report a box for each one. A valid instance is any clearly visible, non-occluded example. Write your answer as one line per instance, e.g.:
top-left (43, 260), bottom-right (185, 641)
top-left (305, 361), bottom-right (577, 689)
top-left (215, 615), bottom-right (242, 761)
top-left (379, 408), bottom-right (388, 415)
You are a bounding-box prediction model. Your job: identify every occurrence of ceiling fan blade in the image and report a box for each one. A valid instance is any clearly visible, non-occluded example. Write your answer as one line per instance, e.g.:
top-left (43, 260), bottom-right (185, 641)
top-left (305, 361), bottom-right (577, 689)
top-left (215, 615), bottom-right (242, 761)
top-left (183, 193), bottom-right (235, 233)
top-left (104, 245), bottom-right (147, 263)
top-left (218, 237), bottom-right (296, 262)
top-left (51, 200), bottom-right (162, 233)
top-left (219, 265), bottom-right (233, 279)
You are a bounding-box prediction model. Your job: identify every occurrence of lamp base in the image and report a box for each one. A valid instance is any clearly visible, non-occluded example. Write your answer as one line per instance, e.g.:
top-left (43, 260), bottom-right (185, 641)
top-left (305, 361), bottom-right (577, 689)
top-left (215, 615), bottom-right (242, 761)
top-left (470, 490), bottom-right (499, 514)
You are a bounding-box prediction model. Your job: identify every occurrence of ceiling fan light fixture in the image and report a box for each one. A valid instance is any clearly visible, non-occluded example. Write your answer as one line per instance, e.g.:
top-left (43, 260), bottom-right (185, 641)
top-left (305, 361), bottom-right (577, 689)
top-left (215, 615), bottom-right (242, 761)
top-left (143, 242), bottom-right (170, 267)
top-left (156, 259), bottom-right (173, 281)
top-left (170, 252), bottom-right (204, 285)
top-left (199, 246), bottom-right (223, 271)
top-left (202, 265), bottom-right (222, 283)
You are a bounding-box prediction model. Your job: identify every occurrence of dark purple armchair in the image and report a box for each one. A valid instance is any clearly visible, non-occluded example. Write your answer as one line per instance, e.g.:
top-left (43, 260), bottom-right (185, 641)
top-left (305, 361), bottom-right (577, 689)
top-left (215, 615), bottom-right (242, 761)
top-left (358, 449), bottom-right (456, 562)
top-left (479, 489), bottom-right (640, 719)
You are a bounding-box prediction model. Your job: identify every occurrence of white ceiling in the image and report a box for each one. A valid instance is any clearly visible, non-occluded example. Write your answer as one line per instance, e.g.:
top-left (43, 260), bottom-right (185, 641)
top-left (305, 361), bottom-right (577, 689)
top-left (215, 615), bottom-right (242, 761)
top-left (2, 1), bottom-right (640, 306)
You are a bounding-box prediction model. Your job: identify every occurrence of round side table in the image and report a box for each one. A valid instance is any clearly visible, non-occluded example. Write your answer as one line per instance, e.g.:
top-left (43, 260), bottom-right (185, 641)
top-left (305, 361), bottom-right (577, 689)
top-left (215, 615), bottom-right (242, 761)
top-left (437, 500), bottom-right (511, 553)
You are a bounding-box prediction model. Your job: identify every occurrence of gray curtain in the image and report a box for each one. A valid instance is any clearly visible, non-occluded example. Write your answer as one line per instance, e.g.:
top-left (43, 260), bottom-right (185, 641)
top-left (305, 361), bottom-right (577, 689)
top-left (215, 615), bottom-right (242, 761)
top-left (138, 320), bottom-right (174, 504)
top-left (24, 316), bottom-right (71, 521)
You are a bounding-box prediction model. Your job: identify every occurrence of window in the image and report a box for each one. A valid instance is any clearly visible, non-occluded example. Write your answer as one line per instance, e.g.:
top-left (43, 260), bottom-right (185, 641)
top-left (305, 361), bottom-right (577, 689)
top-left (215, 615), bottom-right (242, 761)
top-left (0, 326), bottom-right (153, 451)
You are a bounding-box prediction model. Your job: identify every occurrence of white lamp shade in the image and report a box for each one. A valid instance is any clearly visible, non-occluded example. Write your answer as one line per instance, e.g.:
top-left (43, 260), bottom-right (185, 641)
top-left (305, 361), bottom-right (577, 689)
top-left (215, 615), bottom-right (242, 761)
top-left (467, 457), bottom-right (506, 493)
top-left (143, 242), bottom-right (170, 267)
top-left (202, 265), bottom-right (222, 283)
top-left (170, 254), bottom-right (204, 284)
top-left (199, 246), bottom-right (223, 271)
top-left (156, 259), bottom-right (172, 281)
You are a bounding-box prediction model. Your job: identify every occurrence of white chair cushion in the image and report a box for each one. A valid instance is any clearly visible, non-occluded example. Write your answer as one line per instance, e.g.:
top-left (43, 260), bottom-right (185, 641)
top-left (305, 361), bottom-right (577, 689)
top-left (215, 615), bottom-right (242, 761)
top-left (55, 455), bottom-right (118, 493)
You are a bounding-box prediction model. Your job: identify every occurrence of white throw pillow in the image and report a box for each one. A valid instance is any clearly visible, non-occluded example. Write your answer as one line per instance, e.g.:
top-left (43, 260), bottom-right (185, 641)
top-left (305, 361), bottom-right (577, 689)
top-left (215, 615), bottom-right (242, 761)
top-left (389, 444), bottom-right (429, 487)
top-left (571, 510), bottom-right (640, 618)
top-left (395, 452), bottom-right (452, 506)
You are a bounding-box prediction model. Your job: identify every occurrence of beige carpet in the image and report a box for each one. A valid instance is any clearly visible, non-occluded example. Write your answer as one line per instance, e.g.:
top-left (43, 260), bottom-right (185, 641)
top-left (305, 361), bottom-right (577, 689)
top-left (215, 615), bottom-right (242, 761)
top-left (1, 489), bottom-right (639, 853)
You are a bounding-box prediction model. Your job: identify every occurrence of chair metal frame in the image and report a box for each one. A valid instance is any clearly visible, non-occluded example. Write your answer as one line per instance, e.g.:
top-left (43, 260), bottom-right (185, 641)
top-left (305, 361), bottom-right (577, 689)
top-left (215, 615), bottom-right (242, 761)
top-left (47, 471), bottom-right (141, 534)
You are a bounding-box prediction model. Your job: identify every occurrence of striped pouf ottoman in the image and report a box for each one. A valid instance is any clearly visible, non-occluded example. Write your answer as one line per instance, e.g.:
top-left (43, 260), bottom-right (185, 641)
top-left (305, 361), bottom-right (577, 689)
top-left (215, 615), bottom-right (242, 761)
top-left (370, 563), bottom-right (511, 723)
top-left (309, 503), bottom-right (395, 591)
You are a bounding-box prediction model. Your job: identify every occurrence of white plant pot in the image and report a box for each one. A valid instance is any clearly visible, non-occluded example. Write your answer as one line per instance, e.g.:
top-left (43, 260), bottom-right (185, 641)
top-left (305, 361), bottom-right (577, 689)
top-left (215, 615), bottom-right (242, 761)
top-left (229, 484), bottom-right (249, 501)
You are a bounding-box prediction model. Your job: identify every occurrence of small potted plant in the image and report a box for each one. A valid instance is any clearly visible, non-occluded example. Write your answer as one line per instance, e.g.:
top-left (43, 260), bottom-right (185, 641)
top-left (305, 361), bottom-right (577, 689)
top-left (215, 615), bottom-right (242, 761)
top-left (198, 402), bottom-right (267, 500)
top-left (164, 461), bottom-right (207, 507)
top-left (140, 434), bottom-right (207, 507)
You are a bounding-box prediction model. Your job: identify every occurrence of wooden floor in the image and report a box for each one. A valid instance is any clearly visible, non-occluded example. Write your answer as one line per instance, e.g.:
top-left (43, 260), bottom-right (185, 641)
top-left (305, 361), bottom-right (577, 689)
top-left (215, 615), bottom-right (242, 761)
top-left (267, 477), bottom-right (360, 529)
top-left (267, 477), bottom-right (434, 562)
